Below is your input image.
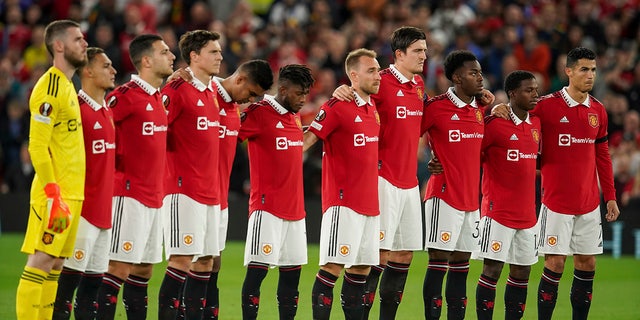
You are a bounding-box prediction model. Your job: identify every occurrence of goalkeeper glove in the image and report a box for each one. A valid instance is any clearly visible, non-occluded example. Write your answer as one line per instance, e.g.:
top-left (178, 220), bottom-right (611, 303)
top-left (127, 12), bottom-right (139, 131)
top-left (44, 183), bottom-right (71, 233)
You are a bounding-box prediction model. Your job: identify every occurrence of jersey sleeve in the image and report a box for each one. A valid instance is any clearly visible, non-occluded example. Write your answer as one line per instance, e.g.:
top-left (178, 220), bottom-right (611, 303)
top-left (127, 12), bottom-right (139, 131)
top-left (107, 90), bottom-right (131, 123)
top-left (28, 82), bottom-right (59, 185)
top-left (420, 98), bottom-right (435, 135)
top-left (308, 100), bottom-right (340, 140)
top-left (595, 108), bottom-right (616, 201)
top-left (481, 117), bottom-right (496, 159)
top-left (238, 105), bottom-right (260, 141)
top-left (162, 85), bottom-right (183, 126)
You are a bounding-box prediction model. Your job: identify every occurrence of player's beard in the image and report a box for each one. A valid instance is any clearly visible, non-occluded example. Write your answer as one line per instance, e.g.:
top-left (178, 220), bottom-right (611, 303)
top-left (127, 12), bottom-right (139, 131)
top-left (65, 49), bottom-right (87, 69)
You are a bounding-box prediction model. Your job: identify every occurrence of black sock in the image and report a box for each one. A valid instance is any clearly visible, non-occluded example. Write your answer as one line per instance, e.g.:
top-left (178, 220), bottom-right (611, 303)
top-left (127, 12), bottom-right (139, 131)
top-left (362, 264), bottom-right (384, 319)
top-left (311, 269), bottom-right (338, 320)
top-left (380, 261), bottom-right (410, 319)
top-left (341, 272), bottom-right (367, 320)
top-left (53, 267), bottom-right (82, 320)
top-left (204, 271), bottom-right (219, 319)
top-left (241, 262), bottom-right (268, 320)
top-left (74, 272), bottom-right (103, 320)
top-left (538, 267), bottom-right (562, 320)
top-left (123, 275), bottom-right (149, 319)
top-left (158, 267), bottom-right (187, 320)
top-left (184, 270), bottom-right (210, 320)
top-left (445, 260), bottom-right (469, 320)
top-left (505, 275), bottom-right (528, 320)
top-left (570, 269), bottom-right (594, 320)
top-left (423, 259), bottom-right (447, 320)
top-left (96, 273), bottom-right (124, 320)
top-left (277, 266), bottom-right (301, 320)
top-left (476, 274), bottom-right (497, 320)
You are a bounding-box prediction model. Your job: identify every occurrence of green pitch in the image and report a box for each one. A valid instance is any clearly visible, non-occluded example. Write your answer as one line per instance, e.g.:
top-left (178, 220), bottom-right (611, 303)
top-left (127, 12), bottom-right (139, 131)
top-left (1, 233), bottom-right (639, 319)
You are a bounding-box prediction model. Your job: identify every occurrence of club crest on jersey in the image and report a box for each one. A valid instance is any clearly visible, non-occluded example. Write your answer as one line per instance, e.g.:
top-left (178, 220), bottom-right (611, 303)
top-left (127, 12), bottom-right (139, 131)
top-left (295, 116), bottom-right (302, 129)
top-left (162, 94), bottom-right (170, 108)
top-left (588, 113), bottom-right (598, 128)
top-left (475, 109), bottom-right (483, 123)
top-left (374, 110), bottom-right (380, 125)
top-left (73, 249), bottom-right (85, 261)
top-left (108, 96), bottom-right (117, 108)
top-left (491, 241), bottom-right (502, 253)
top-left (39, 102), bottom-right (53, 116)
top-left (379, 231), bottom-right (385, 241)
top-left (339, 244), bottom-right (350, 256)
top-left (262, 243), bottom-right (273, 255)
top-left (547, 235), bottom-right (558, 247)
top-left (122, 241), bottom-right (133, 253)
top-left (531, 129), bottom-right (540, 143)
top-left (315, 109), bottom-right (326, 122)
top-left (440, 231), bottom-right (451, 243)
top-left (416, 86), bottom-right (424, 100)
top-left (183, 234), bottom-right (194, 246)
top-left (42, 232), bottom-right (54, 245)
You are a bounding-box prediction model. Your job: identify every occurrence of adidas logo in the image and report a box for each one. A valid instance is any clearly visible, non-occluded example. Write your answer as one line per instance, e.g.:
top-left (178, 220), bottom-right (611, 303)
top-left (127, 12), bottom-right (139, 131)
top-left (145, 103), bottom-right (153, 111)
top-left (276, 121), bottom-right (284, 129)
top-left (396, 90), bottom-right (404, 97)
top-left (355, 115), bottom-right (362, 123)
top-left (93, 121), bottom-right (102, 130)
top-left (197, 99), bottom-right (204, 107)
top-left (451, 114), bottom-right (460, 121)
top-left (560, 116), bottom-right (569, 123)
top-left (219, 108), bottom-right (227, 116)
top-left (510, 134), bottom-right (518, 141)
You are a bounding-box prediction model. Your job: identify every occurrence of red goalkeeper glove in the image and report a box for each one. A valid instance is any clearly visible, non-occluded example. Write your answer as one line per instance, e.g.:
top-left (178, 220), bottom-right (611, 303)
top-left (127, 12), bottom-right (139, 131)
top-left (44, 183), bottom-right (71, 233)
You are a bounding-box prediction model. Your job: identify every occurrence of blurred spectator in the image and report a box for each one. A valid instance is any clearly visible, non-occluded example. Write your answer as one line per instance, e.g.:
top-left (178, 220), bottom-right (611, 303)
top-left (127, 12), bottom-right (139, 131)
top-left (21, 24), bottom-right (49, 73)
top-left (1, 141), bottom-right (32, 194)
top-left (0, 99), bottom-right (29, 168)
top-left (513, 24), bottom-right (551, 92)
top-left (268, 0), bottom-right (309, 28)
top-left (0, 4), bottom-right (31, 54)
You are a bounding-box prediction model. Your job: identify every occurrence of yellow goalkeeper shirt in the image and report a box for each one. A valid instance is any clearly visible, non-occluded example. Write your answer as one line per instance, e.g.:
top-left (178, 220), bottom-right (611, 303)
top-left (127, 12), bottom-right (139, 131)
top-left (28, 66), bottom-right (85, 203)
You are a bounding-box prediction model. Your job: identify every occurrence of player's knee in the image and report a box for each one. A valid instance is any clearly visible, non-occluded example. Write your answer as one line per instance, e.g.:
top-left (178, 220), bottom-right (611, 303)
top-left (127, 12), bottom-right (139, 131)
top-left (544, 255), bottom-right (566, 273)
top-left (573, 255), bottom-right (596, 271)
top-left (389, 250), bottom-right (413, 264)
top-left (509, 265), bottom-right (531, 280)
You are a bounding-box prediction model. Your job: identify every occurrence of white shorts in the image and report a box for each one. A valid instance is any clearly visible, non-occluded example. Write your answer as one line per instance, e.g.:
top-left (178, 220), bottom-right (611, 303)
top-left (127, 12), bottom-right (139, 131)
top-left (473, 216), bottom-right (538, 266)
top-left (537, 204), bottom-right (603, 255)
top-left (162, 194), bottom-right (220, 258)
top-left (219, 207), bottom-right (229, 252)
top-left (424, 198), bottom-right (480, 252)
top-left (64, 216), bottom-right (111, 273)
top-left (319, 206), bottom-right (380, 268)
top-left (109, 196), bottom-right (163, 264)
top-left (378, 177), bottom-right (422, 251)
top-left (243, 210), bottom-right (307, 267)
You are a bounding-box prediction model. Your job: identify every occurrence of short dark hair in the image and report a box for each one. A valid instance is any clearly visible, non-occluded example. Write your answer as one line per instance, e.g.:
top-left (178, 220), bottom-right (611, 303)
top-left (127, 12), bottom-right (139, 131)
top-left (444, 50), bottom-right (478, 81)
top-left (566, 47), bottom-right (596, 68)
top-left (504, 70), bottom-right (536, 96)
top-left (390, 26), bottom-right (426, 57)
top-left (278, 64), bottom-right (314, 90)
top-left (178, 30), bottom-right (221, 65)
top-left (237, 59), bottom-right (273, 90)
top-left (78, 47), bottom-right (105, 72)
top-left (129, 34), bottom-right (163, 70)
top-left (44, 20), bottom-right (81, 56)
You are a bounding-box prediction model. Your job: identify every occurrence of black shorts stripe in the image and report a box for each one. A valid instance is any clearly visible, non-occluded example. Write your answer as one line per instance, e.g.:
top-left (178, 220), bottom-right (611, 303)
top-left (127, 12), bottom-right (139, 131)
top-left (111, 196), bottom-right (124, 254)
top-left (480, 217), bottom-right (492, 253)
top-left (539, 206), bottom-right (548, 247)
top-left (428, 198), bottom-right (440, 243)
top-left (328, 207), bottom-right (339, 257)
top-left (170, 194), bottom-right (179, 248)
top-left (250, 211), bottom-right (262, 255)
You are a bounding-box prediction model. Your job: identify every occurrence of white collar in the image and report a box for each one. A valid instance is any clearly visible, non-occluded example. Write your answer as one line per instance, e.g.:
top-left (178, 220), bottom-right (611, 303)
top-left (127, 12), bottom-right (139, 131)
top-left (507, 105), bottom-right (531, 125)
top-left (264, 94), bottom-right (288, 114)
top-left (78, 90), bottom-right (106, 111)
top-left (561, 87), bottom-right (590, 108)
top-left (186, 67), bottom-right (214, 92)
top-left (446, 87), bottom-right (478, 108)
top-left (212, 76), bottom-right (232, 103)
top-left (389, 64), bottom-right (417, 84)
top-left (131, 74), bottom-right (160, 96)
top-left (354, 91), bottom-right (373, 107)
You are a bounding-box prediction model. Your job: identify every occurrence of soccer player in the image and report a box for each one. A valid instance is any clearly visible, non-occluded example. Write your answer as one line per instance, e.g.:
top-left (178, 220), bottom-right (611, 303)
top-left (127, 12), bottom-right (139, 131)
top-left (206, 59), bottom-right (273, 319)
top-left (95, 34), bottom-right (175, 320)
top-left (156, 29), bottom-right (223, 320)
top-left (305, 48), bottom-right (381, 320)
top-left (474, 70), bottom-right (540, 320)
top-left (238, 64), bottom-right (314, 320)
top-left (52, 47), bottom-right (117, 320)
top-left (420, 50), bottom-right (485, 320)
top-left (532, 47), bottom-right (618, 320)
top-left (16, 19), bottom-right (87, 320)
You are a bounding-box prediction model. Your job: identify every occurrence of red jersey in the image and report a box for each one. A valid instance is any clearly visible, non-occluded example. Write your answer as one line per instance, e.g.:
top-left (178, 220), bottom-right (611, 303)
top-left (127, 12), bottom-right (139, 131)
top-left (79, 90), bottom-right (116, 229)
top-left (421, 88), bottom-right (484, 211)
top-left (533, 88), bottom-right (616, 214)
top-left (238, 96), bottom-right (305, 220)
top-left (162, 72), bottom-right (220, 205)
top-left (309, 94), bottom-right (380, 216)
top-left (108, 75), bottom-right (167, 208)
top-left (213, 77), bottom-right (240, 210)
top-left (481, 111), bottom-right (540, 229)
top-left (374, 65), bottom-right (428, 189)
